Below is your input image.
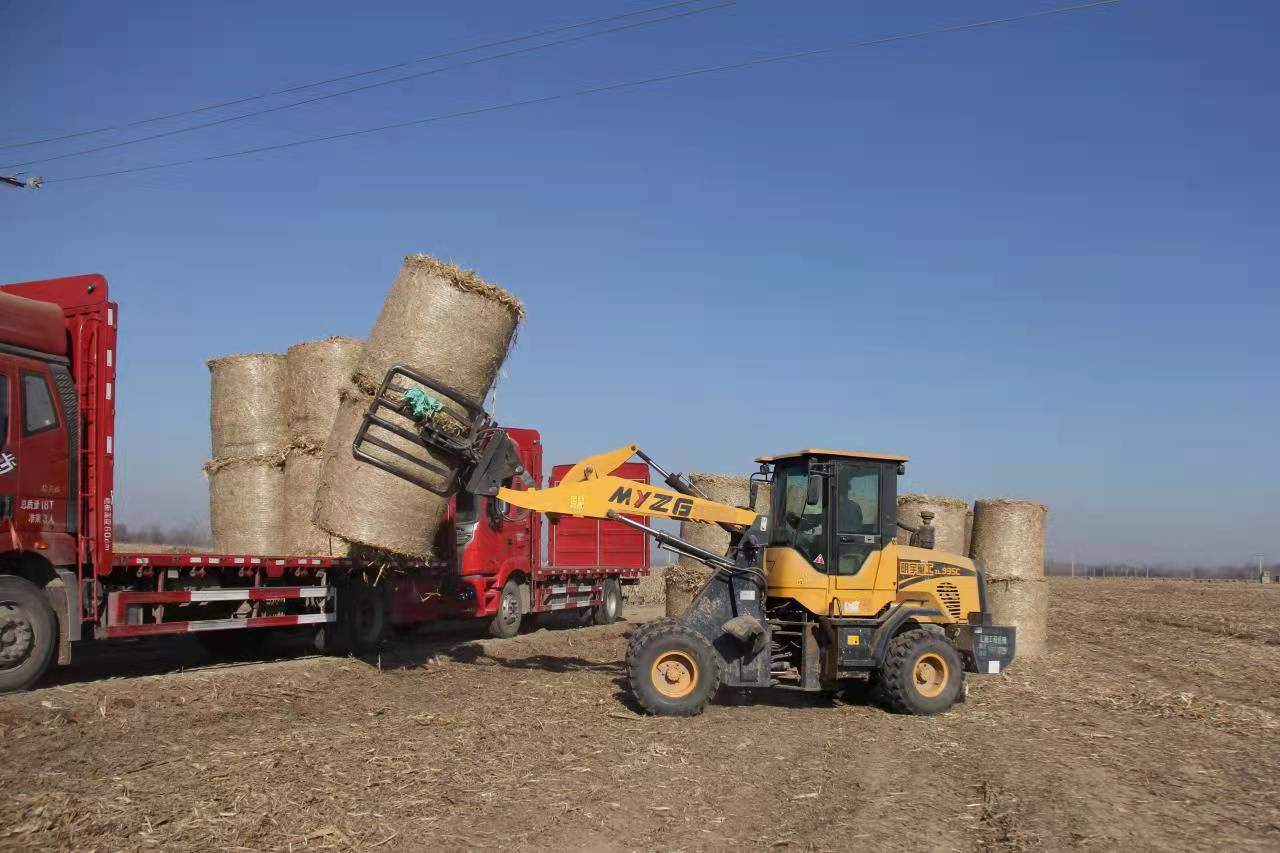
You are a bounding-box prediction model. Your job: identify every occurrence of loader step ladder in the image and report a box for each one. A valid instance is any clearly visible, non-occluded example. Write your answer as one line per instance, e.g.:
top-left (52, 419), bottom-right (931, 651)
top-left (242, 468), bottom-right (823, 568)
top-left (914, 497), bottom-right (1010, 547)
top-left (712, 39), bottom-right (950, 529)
top-left (105, 586), bottom-right (335, 638)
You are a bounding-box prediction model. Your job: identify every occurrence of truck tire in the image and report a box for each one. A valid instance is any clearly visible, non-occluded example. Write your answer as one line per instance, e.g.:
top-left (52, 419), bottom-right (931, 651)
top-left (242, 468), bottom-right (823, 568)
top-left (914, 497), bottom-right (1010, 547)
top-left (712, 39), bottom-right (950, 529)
top-left (0, 575), bottom-right (58, 693)
top-left (626, 619), bottom-right (721, 717)
top-left (875, 627), bottom-right (965, 715)
top-left (489, 579), bottom-right (523, 639)
top-left (592, 578), bottom-right (623, 626)
top-left (342, 578), bottom-right (389, 654)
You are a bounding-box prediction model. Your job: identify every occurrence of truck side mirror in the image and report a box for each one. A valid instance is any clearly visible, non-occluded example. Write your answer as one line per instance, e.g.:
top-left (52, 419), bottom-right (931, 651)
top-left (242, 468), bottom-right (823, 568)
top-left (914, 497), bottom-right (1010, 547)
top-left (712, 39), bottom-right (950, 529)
top-left (805, 474), bottom-right (823, 506)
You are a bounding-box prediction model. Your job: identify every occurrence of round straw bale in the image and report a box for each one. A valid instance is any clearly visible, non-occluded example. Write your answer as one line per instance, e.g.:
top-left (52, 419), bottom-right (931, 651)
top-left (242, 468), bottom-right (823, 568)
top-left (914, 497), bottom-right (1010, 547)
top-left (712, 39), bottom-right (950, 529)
top-left (666, 473), bottom-right (752, 617)
top-left (286, 337), bottom-right (364, 449)
top-left (679, 473), bottom-right (752, 556)
top-left (315, 255), bottom-right (523, 557)
top-left (313, 390), bottom-right (448, 558)
top-left (207, 455), bottom-right (286, 554)
top-left (970, 499), bottom-right (1049, 581)
top-left (627, 565), bottom-right (667, 608)
top-left (208, 354), bottom-right (287, 457)
top-left (665, 562), bottom-right (711, 617)
top-left (284, 450), bottom-right (351, 556)
top-left (896, 494), bottom-right (969, 555)
top-left (985, 577), bottom-right (1050, 658)
top-left (354, 254), bottom-right (524, 405)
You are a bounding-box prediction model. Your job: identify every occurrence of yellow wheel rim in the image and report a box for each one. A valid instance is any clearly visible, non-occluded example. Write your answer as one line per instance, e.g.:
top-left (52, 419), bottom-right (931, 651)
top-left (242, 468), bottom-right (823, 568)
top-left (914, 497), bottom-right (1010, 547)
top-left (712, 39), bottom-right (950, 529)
top-left (913, 652), bottom-right (949, 699)
top-left (651, 650), bottom-right (699, 699)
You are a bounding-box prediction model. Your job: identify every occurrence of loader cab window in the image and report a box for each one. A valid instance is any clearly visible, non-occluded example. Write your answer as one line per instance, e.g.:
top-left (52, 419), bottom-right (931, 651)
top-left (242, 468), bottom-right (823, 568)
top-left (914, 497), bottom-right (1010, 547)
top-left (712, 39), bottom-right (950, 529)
top-left (837, 466), bottom-right (879, 536)
top-left (21, 371), bottom-right (58, 435)
top-left (835, 464), bottom-right (883, 576)
top-left (769, 460), bottom-right (826, 565)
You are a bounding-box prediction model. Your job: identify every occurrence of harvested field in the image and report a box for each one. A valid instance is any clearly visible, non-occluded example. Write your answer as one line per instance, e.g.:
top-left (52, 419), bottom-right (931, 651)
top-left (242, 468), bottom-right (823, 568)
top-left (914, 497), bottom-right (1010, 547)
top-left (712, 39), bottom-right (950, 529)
top-left (2, 579), bottom-right (1278, 852)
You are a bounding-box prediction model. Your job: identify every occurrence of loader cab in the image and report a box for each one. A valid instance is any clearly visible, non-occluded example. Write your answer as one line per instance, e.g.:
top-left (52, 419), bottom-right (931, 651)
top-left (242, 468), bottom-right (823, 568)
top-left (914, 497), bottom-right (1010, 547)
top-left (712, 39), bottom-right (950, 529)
top-left (756, 449), bottom-right (906, 616)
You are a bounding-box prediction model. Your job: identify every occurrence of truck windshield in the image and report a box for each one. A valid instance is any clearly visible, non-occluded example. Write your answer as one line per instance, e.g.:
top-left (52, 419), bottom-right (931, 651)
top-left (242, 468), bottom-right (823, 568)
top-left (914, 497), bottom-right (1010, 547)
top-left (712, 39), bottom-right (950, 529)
top-left (769, 459), bottom-right (826, 561)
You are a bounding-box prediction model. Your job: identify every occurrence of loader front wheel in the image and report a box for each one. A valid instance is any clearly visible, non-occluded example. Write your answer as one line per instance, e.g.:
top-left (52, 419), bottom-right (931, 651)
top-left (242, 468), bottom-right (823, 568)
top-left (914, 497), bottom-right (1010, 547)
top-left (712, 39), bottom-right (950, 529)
top-left (876, 628), bottom-right (964, 715)
top-left (626, 620), bottom-right (720, 717)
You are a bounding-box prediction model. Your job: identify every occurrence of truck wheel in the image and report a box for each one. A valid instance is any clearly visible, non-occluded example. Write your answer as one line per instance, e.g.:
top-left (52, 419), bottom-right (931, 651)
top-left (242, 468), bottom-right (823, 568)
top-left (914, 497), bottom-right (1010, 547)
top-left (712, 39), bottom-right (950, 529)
top-left (343, 579), bottom-right (389, 654)
top-left (592, 578), bottom-right (622, 625)
top-left (626, 619), bottom-right (721, 717)
top-left (488, 579), bottom-right (523, 639)
top-left (0, 575), bottom-right (57, 693)
top-left (876, 628), bottom-right (965, 715)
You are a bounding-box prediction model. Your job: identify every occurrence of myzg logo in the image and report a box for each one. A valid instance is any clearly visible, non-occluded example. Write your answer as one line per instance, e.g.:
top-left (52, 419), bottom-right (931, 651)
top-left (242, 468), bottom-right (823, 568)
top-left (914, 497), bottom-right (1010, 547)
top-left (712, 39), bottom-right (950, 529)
top-left (0, 452), bottom-right (15, 475)
top-left (608, 485), bottom-right (694, 518)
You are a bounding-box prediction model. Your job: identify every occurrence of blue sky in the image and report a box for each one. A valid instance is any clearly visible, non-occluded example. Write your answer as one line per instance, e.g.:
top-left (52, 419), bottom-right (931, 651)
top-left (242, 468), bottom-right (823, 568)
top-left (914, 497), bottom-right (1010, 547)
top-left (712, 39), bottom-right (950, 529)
top-left (2, 1), bottom-right (1276, 564)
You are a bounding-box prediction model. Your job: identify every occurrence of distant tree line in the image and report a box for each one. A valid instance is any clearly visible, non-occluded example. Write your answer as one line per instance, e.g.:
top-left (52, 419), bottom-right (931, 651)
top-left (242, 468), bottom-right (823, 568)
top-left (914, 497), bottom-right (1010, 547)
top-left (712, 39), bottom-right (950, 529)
top-left (1047, 559), bottom-right (1276, 581)
top-left (115, 521), bottom-right (212, 548)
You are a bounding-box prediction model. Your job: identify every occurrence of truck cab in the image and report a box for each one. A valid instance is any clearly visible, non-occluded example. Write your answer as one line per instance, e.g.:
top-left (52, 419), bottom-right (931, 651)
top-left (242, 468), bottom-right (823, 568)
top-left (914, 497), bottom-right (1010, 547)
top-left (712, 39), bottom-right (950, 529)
top-left (1, 275), bottom-right (117, 690)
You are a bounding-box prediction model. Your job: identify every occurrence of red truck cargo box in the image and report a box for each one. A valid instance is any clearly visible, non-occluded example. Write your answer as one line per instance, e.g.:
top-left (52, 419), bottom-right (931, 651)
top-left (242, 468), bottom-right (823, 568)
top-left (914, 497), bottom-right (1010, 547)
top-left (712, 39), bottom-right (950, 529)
top-left (547, 462), bottom-right (649, 570)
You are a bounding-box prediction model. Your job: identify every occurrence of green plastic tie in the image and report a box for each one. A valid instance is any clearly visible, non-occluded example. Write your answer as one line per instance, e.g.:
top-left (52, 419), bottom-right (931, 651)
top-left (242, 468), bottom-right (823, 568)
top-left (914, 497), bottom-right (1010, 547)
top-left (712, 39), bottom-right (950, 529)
top-left (403, 387), bottom-right (444, 421)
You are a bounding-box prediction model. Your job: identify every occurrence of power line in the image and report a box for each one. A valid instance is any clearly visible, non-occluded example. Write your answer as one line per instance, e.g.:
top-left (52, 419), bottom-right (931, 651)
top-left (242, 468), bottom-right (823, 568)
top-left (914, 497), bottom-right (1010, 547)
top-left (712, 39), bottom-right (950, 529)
top-left (0, 0), bottom-right (717, 152)
top-left (2, 1), bottom-right (734, 170)
top-left (46, 1), bottom-right (1121, 186)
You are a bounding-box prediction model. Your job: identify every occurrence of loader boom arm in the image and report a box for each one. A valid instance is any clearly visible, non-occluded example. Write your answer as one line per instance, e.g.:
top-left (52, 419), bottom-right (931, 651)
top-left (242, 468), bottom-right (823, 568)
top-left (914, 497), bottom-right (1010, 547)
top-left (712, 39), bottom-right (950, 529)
top-left (494, 444), bottom-right (758, 528)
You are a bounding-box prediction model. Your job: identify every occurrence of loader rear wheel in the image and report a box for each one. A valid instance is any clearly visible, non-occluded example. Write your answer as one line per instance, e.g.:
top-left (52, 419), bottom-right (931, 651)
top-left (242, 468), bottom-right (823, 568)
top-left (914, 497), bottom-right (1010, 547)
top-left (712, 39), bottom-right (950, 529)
top-left (876, 628), bottom-right (964, 715)
top-left (626, 620), bottom-right (720, 717)
top-left (0, 576), bottom-right (57, 693)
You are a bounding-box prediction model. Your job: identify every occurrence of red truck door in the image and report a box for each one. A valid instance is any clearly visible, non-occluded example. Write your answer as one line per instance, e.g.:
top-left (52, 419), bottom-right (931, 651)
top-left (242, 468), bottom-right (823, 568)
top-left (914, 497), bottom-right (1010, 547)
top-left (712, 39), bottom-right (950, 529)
top-left (6, 359), bottom-right (73, 562)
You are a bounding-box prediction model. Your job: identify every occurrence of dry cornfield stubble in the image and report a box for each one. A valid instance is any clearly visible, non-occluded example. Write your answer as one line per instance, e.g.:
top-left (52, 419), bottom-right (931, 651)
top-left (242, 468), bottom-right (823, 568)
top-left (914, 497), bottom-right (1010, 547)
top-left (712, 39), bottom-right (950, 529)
top-left (2, 579), bottom-right (1278, 852)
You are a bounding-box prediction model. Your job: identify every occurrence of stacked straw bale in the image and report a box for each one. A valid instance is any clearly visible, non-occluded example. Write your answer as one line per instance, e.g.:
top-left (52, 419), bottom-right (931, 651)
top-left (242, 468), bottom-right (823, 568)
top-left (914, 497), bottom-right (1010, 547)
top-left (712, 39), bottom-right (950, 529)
top-left (896, 494), bottom-right (969, 555)
top-left (284, 337), bottom-right (363, 555)
top-left (206, 354), bottom-right (288, 553)
top-left (970, 499), bottom-right (1050, 658)
top-left (665, 473), bottom-right (752, 617)
top-left (314, 254), bottom-right (524, 558)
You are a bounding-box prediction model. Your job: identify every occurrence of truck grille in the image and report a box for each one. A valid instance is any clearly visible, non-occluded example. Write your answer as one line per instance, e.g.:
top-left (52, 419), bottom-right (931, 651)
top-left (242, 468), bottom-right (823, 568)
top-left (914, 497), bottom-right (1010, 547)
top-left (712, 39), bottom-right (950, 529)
top-left (937, 582), bottom-right (963, 620)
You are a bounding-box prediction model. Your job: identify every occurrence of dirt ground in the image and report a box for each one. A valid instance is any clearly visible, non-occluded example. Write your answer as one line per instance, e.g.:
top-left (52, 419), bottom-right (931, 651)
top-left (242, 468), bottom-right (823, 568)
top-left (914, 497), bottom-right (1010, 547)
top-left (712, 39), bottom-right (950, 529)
top-left (2, 578), bottom-right (1278, 852)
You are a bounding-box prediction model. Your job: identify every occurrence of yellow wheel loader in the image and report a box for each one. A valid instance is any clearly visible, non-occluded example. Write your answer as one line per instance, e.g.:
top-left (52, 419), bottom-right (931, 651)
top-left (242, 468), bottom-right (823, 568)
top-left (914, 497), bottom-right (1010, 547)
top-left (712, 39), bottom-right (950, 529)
top-left (353, 366), bottom-right (1016, 717)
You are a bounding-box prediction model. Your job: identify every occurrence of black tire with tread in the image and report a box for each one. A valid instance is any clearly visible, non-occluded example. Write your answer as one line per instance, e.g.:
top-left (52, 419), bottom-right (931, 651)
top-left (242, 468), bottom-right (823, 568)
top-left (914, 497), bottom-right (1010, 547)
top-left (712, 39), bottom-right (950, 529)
top-left (626, 619), bottom-right (721, 717)
top-left (0, 575), bottom-right (57, 693)
top-left (342, 577), bottom-right (389, 653)
top-left (592, 578), bottom-right (622, 626)
top-left (875, 627), bottom-right (965, 715)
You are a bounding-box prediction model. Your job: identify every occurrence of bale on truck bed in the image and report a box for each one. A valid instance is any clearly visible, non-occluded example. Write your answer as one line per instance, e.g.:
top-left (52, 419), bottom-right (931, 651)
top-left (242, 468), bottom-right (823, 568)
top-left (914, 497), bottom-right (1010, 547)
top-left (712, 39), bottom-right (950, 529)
top-left (284, 336), bottom-right (363, 555)
top-left (208, 354), bottom-right (288, 457)
top-left (314, 254), bottom-right (524, 558)
top-left (205, 453), bottom-right (287, 554)
top-left (207, 353), bottom-right (288, 553)
top-left (665, 473), bottom-right (752, 617)
top-left (970, 498), bottom-right (1050, 658)
top-left (896, 494), bottom-right (969, 553)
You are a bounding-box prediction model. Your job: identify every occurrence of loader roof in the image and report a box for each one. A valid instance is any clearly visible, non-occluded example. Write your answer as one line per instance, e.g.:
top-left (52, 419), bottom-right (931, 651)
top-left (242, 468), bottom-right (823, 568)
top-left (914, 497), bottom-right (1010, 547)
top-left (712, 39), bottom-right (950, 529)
top-left (755, 449), bottom-right (909, 464)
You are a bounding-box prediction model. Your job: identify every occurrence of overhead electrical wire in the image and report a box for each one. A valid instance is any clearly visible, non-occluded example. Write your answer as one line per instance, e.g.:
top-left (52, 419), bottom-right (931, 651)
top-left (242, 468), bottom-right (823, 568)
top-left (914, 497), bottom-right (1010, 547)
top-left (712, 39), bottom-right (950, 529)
top-left (0, 0), bottom-right (718, 152)
top-left (46, 0), bottom-right (1121, 185)
top-left (1, 1), bottom-right (735, 170)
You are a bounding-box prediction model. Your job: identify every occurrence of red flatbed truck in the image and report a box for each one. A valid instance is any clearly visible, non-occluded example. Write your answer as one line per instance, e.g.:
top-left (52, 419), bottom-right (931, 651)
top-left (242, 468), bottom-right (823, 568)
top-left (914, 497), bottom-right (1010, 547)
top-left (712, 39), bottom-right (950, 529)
top-left (0, 274), bottom-right (650, 692)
